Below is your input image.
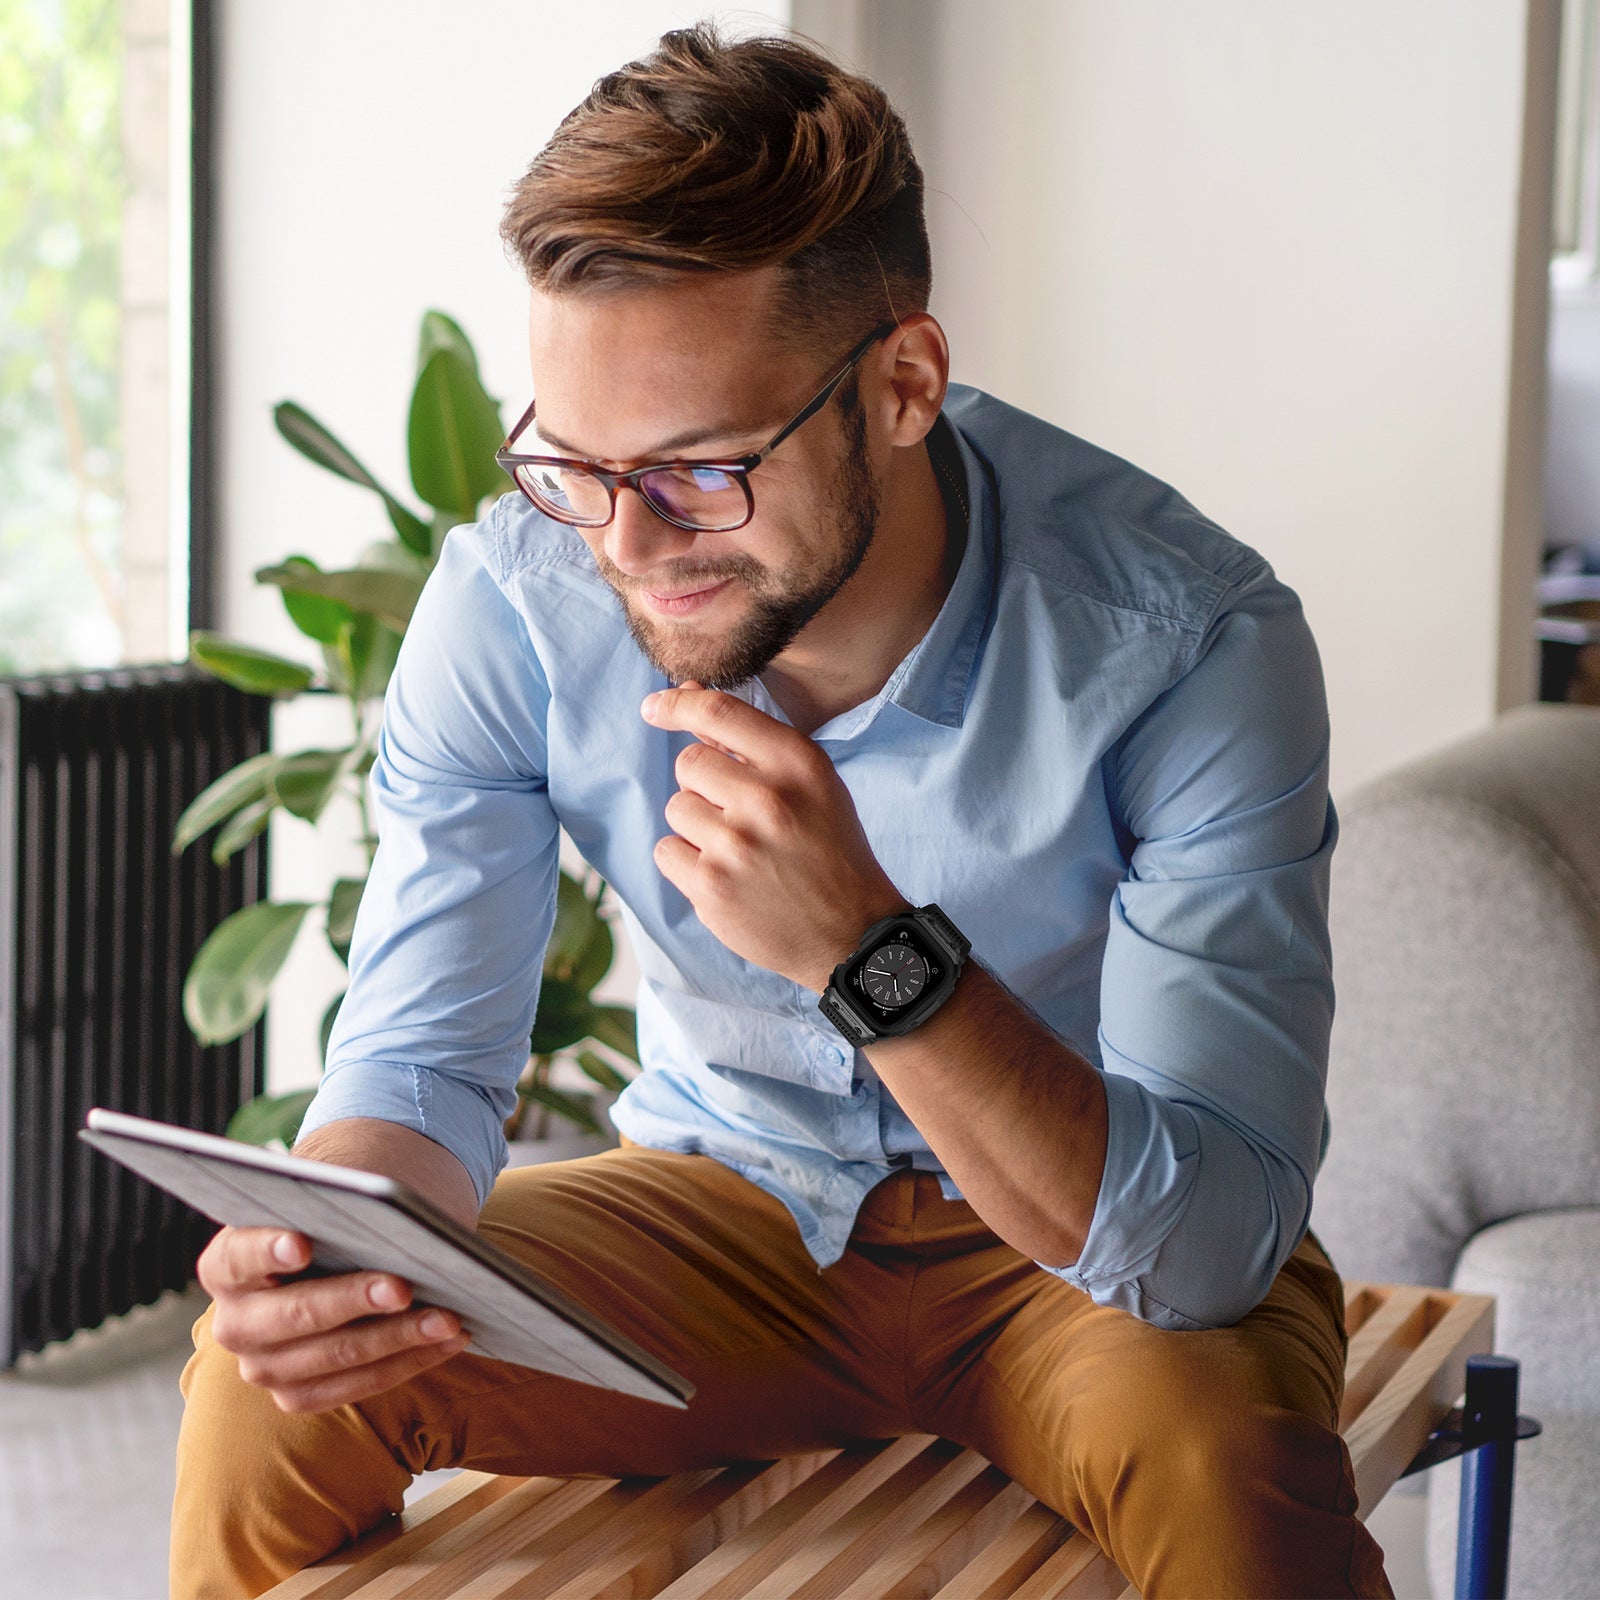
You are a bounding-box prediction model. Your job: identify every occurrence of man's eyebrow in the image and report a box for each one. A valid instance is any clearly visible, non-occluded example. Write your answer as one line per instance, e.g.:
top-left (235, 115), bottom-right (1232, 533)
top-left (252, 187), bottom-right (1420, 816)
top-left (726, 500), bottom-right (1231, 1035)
top-left (532, 416), bottom-right (767, 461)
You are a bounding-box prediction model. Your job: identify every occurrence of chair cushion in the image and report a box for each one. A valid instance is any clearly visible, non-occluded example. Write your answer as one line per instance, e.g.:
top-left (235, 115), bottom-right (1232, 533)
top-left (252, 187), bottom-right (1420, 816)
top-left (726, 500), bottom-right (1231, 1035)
top-left (1311, 706), bottom-right (1600, 1289)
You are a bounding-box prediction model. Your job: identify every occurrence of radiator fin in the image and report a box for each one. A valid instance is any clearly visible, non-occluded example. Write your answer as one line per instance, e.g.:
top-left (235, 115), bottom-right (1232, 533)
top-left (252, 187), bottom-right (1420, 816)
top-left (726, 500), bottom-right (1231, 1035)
top-left (1, 665), bottom-right (270, 1363)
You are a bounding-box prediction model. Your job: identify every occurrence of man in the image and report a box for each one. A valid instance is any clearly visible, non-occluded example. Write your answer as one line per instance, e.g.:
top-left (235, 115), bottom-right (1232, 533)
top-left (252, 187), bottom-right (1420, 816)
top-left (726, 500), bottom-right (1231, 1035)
top-left (173, 25), bottom-right (1393, 1598)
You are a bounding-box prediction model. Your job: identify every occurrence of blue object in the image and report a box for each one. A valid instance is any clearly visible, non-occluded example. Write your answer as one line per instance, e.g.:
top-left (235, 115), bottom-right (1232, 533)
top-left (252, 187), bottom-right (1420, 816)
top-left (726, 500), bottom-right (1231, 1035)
top-left (1456, 1356), bottom-right (1524, 1600)
top-left (298, 384), bottom-right (1337, 1331)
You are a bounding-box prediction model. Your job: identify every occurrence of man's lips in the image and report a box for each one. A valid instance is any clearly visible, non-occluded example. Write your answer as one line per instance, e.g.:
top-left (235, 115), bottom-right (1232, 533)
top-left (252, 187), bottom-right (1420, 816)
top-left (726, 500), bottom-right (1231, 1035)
top-left (639, 578), bottom-right (735, 615)
top-left (644, 580), bottom-right (728, 601)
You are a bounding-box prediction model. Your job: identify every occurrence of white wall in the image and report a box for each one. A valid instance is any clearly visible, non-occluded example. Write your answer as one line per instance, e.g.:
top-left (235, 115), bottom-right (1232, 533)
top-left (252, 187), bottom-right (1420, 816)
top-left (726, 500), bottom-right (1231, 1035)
top-left (220, 2), bottom-right (1557, 1093)
top-left (797, 0), bottom-right (1558, 797)
top-left (215, 2), bottom-right (787, 1094)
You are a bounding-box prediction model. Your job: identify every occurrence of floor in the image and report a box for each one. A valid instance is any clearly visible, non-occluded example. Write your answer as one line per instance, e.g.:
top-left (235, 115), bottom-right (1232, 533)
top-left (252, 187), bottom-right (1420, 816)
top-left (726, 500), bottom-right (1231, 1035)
top-left (0, 1289), bottom-right (1435, 1599)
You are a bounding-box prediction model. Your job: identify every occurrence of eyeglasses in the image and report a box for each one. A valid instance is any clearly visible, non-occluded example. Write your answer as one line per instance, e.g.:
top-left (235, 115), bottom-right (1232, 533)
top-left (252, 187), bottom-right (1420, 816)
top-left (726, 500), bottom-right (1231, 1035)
top-left (495, 320), bottom-right (898, 533)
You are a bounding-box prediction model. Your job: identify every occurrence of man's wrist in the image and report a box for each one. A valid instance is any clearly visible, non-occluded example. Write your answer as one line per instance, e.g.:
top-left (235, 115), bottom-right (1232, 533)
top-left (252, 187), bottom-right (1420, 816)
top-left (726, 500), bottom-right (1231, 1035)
top-left (293, 1117), bottom-right (481, 1230)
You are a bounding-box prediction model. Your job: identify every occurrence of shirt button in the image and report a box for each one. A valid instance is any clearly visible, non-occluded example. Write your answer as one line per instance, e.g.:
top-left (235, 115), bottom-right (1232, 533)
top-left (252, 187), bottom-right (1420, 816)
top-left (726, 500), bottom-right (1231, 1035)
top-left (826, 1045), bottom-right (845, 1065)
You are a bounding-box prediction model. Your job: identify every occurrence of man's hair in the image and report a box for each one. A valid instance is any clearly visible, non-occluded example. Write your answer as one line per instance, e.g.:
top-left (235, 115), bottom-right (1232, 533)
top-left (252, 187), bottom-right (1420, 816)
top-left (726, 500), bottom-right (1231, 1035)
top-left (499, 23), bottom-right (931, 351)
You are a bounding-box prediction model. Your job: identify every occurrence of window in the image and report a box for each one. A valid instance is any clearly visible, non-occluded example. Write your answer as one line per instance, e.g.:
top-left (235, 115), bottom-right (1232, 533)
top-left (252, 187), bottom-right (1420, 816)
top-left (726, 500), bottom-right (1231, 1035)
top-left (1553, 0), bottom-right (1600, 285)
top-left (0, 0), bottom-right (204, 675)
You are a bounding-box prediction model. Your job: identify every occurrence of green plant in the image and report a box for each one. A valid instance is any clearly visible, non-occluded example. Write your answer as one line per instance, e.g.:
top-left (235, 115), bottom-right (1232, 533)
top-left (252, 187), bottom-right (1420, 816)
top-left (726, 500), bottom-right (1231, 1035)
top-left (172, 309), bottom-right (638, 1148)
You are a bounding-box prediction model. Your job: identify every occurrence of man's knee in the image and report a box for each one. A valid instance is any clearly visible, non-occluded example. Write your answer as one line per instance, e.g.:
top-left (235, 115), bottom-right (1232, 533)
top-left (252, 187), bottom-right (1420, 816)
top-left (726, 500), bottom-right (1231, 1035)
top-left (172, 1301), bottom-right (415, 1599)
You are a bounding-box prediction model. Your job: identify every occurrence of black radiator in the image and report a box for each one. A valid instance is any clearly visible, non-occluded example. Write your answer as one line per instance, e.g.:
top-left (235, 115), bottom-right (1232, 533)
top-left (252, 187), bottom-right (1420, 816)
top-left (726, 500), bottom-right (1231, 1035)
top-left (0, 665), bottom-right (270, 1364)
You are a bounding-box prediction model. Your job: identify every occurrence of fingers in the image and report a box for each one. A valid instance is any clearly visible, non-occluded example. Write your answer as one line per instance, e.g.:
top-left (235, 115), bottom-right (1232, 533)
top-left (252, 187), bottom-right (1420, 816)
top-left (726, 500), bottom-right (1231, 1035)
top-left (236, 1304), bottom-right (466, 1390)
top-left (197, 1225), bottom-right (311, 1296)
top-left (198, 1223), bottom-right (473, 1413)
top-left (265, 1328), bottom-right (473, 1414)
top-left (210, 1261), bottom-right (426, 1351)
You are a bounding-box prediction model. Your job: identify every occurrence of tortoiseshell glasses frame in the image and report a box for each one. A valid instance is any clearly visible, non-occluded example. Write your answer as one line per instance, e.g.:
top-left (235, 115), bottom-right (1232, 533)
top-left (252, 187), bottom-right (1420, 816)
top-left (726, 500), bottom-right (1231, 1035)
top-left (494, 320), bottom-right (899, 534)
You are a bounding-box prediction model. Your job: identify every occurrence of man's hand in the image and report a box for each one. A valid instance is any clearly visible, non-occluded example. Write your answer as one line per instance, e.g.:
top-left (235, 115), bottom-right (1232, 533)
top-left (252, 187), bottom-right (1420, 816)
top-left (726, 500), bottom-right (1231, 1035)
top-left (642, 680), bottom-right (910, 991)
top-left (197, 1226), bottom-right (469, 1413)
top-left (197, 1119), bottom-right (480, 1413)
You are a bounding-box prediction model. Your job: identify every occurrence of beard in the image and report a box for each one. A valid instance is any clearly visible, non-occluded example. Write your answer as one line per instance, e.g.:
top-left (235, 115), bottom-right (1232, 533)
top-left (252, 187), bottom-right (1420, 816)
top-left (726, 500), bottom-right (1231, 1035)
top-left (596, 388), bottom-right (880, 692)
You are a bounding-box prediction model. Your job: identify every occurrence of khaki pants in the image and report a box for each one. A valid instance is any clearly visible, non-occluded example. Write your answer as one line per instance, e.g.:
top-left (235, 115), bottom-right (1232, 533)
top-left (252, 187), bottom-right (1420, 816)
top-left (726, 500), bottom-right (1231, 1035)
top-left (171, 1142), bottom-right (1393, 1598)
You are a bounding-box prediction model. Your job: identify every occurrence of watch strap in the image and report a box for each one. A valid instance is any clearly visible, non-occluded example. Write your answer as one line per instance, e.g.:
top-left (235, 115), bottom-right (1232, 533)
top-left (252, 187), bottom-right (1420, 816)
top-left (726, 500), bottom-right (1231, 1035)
top-left (817, 986), bottom-right (877, 1047)
top-left (915, 901), bottom-right (971, 964)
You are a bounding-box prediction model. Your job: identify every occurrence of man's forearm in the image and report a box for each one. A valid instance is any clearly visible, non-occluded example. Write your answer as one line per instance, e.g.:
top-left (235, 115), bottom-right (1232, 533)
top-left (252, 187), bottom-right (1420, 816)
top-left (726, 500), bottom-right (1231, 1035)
top-left (293, 1117), bottom-right (482, 1230)
top-left (853, 957), bottom-right (1108, 1267)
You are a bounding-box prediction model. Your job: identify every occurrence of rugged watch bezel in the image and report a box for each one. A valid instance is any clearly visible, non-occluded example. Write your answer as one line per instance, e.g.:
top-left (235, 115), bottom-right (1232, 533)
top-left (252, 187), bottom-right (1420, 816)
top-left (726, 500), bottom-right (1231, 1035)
top-left (818, 903), bottom-right (971, 1046)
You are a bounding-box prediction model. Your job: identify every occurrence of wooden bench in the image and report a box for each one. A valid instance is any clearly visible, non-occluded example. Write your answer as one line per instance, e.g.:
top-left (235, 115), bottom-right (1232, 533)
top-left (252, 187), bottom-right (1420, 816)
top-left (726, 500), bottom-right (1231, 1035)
top-left (263, 1282), bottom-right (1494, 1600)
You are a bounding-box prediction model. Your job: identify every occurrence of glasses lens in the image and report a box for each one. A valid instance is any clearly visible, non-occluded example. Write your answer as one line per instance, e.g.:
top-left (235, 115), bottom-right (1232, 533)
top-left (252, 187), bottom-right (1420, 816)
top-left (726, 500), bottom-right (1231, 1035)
top-left (515, 462), bottom-right (612, 526)
top-left (639, 465), bottom-right (751, 530)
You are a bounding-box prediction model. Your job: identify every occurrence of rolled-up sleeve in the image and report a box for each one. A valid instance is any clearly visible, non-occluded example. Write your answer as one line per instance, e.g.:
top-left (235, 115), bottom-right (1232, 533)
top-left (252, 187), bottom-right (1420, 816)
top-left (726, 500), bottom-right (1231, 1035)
top-left (1038, 559), bottom-right (1336, 1329)
top-left (296, 508), bottom-right (561, 1206)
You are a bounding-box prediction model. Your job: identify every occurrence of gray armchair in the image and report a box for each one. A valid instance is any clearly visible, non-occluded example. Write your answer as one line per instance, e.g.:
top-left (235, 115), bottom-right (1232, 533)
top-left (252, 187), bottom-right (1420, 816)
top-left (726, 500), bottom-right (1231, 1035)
top-left (1311, 704), bottom-right (1600, 1598)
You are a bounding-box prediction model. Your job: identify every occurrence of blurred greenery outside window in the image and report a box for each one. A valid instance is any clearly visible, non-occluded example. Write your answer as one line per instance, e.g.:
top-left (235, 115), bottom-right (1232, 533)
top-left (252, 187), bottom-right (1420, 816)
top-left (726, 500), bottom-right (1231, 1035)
top-left (0, 0), bottom-right (188, 676)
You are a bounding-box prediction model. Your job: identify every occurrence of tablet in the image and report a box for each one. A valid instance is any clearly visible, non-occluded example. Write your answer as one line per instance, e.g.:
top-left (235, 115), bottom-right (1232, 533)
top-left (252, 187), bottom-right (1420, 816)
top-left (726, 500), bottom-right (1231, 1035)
top-left (79, 1107), bottom-right (693, 1409)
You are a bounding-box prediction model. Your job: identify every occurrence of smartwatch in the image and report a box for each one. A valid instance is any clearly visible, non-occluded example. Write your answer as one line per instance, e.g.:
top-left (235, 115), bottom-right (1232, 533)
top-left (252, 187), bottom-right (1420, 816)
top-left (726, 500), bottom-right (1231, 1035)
top-left (817, 902), bottom-right (971, 1046)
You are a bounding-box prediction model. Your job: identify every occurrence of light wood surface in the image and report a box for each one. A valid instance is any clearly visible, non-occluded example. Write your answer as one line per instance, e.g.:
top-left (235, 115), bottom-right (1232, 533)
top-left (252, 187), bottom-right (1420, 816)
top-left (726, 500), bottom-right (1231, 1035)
top-left (265, 1281), bottom-right (1494, 1600)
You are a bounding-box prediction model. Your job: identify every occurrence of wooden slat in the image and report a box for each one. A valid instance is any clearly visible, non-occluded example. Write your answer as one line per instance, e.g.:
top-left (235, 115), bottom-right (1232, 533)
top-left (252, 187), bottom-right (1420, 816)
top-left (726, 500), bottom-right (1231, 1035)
top-left (1343, 1281), bottom-right (1383, 1338)
top-left (264, 1474), bottom-right (536, 1600)
top-left (1340, 1285), bottom-right (1439, 1430)
top-left (455, 1472), bottom-right (722, 1600)
top-left (364, 1477), bottom-right (619, 1600)
top-left (832, 1468), bottom-right (1035, 1599)
top-left (652, 1437), bottom-right (930, 1600)
top-left (759, 1439), bottom-right (988, 1599)
top-left (1007, 1530), bottom-right (1123, 1600)
top-left (928, 1501), bottom-right (1076, 1599)
top-left (267, 1280), bottom-right (1490, 1600)
top-left (539, 1456), bottom-right (823, 1600)
top-left (1343, 1289), bottom-right (1495, 1516)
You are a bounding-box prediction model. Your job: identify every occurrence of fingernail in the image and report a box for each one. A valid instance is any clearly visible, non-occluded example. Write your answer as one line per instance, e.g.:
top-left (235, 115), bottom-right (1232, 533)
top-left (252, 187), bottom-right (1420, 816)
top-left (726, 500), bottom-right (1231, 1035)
top-left (640, 693), bottom-right (658, 719)
top-left (420, 1310), bottom-right (453, 1339)
top-left (272, 1234), bottom-right (301, 1267)
top-left (369, 1278), bottom-right (404, 1310)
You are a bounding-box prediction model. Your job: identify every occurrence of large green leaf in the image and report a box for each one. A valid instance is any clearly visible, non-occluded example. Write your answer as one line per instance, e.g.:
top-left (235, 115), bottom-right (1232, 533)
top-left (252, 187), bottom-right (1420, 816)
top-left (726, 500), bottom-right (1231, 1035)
top-left (408, 347), bottom-right (506, 520)
top-left (266, 748), bottom-right (347, 821)
top-left (514, 1079), bottom-right (603, 1136)
top-left (211, 797), bottom-right (274, 866)
top-left (183, 900), bottom-right (315, 1046)
top-left (417, 310), bottom-right (483, 380)
top-left (585, 1003), bottom-right (640, 1063)
top-left (320, 989), bottom-right (346, 1061)
top-left (255, 562), bottom-right (425, 634)
top-left (228, 1089), bottom-right (319, 1148)
top-left (528, 975), bottom-right (594, 1055)
top-left (326, 877), bottom-right (365, 964)
top-left (273, 401), bottom-right (433, 555)
top-left (172, 749), bottom-right (280, 854)
top-left (276, 555), bottom-right (354, 643)
top-left (545, 872), bottom-right (613, 994)
top-left (189, 632), bottom-right (313, 698)
top-left (575, 1047), bottom-right (633, 1094)
top-left (334, 611), bottom-right (403, 703)
top-left (174, 748), bottom-right (347, 853)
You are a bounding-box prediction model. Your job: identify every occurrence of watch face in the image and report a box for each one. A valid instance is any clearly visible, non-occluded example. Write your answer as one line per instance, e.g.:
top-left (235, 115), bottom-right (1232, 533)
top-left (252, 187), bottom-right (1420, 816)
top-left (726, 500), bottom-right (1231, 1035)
top-left (860, 941), bottom-right (929, 1009)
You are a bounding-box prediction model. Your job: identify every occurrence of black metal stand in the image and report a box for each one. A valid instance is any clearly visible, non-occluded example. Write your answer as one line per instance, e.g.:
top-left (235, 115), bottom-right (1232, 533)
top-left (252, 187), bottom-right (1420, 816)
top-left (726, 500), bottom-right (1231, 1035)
top-left (1399, 1355), bottom-right (1542, 1600)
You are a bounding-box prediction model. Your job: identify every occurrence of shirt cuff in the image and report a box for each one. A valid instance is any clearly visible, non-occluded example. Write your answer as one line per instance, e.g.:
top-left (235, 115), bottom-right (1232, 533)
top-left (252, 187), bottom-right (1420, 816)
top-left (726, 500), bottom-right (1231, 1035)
top-left (1031, 1067), bottom-right (1206, 1325)
top-left (295, 1058), bottom-right (512, 1208)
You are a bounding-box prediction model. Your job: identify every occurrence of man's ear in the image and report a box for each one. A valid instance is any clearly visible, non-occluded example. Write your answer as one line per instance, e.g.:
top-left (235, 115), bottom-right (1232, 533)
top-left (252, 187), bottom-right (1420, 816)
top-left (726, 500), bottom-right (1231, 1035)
top-left (875, 313), bottom-right (950, 449)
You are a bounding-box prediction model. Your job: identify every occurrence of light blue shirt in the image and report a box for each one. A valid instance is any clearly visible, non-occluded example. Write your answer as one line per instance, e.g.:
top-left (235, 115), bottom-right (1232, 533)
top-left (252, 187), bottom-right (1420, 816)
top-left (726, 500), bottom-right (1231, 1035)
top-left (299, 383), bottom-right (1337, 1332)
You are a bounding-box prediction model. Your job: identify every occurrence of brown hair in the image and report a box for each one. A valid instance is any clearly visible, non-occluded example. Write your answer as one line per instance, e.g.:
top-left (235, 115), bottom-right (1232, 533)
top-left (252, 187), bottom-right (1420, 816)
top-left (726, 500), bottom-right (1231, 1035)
top-left (499, 23), bottom-right (931, 350)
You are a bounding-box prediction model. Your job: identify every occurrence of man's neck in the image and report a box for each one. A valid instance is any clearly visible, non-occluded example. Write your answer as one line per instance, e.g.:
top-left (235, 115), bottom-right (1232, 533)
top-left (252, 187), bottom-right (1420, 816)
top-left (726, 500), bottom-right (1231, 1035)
top-left (760, 431), bottom-right (966, 738)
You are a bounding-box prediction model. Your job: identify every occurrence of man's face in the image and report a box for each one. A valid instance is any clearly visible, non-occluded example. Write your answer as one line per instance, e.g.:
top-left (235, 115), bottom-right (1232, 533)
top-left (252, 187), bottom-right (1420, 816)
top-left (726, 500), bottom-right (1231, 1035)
top-left (523, 267), bottom-right (882, 692)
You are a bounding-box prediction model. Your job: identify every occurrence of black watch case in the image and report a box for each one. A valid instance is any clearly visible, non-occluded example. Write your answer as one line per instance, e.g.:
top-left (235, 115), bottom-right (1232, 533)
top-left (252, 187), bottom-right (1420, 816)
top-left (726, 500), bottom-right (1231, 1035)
top-left (827, 913), bottom-right (960, 1041)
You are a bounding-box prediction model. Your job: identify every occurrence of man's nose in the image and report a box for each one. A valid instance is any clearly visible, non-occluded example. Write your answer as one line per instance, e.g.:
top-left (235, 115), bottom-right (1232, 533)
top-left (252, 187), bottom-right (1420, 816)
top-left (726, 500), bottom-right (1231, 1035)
top-left (604, 484), bottom-right (695, 579)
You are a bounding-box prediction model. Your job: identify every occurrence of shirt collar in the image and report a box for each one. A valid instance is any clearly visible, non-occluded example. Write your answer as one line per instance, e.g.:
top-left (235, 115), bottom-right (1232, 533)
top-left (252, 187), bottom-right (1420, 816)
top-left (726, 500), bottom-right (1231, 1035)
top-left (883, 408), bottom-right (998, 730)
top-left (733, 405), bottom-right (998, 740)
